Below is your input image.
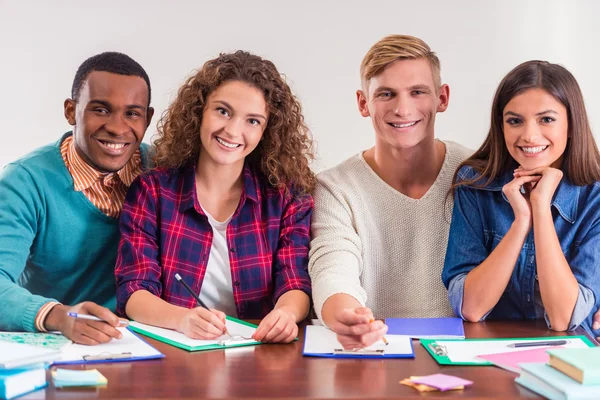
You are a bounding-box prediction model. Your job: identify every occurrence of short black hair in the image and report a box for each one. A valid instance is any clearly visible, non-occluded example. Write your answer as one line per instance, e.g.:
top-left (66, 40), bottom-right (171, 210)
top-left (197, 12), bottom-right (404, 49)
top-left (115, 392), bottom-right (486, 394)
top-left (71, 51), bottom-right (151, 106)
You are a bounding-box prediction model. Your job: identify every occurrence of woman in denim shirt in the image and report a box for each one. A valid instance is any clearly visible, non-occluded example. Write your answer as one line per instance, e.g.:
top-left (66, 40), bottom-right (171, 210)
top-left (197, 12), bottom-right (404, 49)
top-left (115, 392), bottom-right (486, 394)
top-left (442, 60), bottom-right (600, 334)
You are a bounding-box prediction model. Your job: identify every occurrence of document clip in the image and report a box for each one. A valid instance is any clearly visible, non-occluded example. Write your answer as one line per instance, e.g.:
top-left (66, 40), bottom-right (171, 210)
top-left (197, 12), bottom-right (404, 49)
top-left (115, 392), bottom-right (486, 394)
top-left (82, 352), bottom-right (132, 361)
top-left (218, 336), bottom-right (254, 346)
top-left (428, 343), bottom-right (448, 356)
top-left (333, 348), bottom-right (385, 355)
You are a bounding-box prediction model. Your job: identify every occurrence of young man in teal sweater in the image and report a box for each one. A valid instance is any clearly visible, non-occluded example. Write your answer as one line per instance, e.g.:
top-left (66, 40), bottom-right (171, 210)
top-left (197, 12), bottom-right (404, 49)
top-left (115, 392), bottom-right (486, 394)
top-left (0, 52), bottom-right (154, 345)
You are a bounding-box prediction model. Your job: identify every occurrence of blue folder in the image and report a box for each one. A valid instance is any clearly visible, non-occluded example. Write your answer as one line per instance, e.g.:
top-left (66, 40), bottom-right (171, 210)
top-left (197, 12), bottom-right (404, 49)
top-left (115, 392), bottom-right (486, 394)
top-left (385, 317), bottom-right (465, 339)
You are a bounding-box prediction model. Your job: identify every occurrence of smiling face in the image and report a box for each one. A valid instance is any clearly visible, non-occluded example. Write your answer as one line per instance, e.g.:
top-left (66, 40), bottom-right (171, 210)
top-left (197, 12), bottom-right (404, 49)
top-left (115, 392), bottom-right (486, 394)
top-left (198, 80), bottom-right (268, 168)
top-left (503, 88), bottom-right (568, 170)
top-left (357, 58), bottom-right (449, 150)
top-left (64, 71), bottom-right (153, 173)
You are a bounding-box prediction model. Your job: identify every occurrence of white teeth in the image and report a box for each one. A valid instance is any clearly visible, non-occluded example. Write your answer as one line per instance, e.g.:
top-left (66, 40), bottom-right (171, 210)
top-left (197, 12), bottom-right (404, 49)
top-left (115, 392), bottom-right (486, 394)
top-left (520, 146), bottom-right (548, 154)
top-left (102, 142), bottom-right (126, 149)
top-left (216, 137), bottom-right (241, 149)
top-left (390, 121), bottom-right (417, 128)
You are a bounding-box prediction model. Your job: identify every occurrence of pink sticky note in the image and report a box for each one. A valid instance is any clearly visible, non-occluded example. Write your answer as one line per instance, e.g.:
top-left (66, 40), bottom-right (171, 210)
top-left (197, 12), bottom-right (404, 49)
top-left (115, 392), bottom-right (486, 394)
top-left (477, 346), bottom-right (562, 373)
top-left (410, 374), bottom-right (473, 391)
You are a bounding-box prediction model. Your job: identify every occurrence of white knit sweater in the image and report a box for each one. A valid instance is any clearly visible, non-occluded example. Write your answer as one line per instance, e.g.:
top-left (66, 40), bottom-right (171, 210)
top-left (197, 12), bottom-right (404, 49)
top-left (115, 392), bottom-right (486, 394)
top-left (309, 140), bottom-right (472, 321)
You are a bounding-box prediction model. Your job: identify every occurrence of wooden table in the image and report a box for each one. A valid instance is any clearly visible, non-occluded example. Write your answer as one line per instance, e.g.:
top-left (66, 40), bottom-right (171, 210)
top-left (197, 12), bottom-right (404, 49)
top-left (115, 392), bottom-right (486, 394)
top-left (24, 320), bottom-right (596, 399)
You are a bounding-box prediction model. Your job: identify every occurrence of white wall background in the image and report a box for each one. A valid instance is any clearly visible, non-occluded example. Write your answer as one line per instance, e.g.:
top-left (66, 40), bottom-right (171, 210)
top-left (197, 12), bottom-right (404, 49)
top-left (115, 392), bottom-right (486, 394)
top-left (0, 0), bottom-right (598, 171)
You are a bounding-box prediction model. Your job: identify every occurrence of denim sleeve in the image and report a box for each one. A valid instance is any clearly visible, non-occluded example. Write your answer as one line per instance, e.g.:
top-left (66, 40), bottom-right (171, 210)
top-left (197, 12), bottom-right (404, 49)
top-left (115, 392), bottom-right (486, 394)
top-left (543, 285), bottom-right (595, 331)
top-left (555, 214), bottom-right (600, 331)
top-left (442, 180), bottom-right (491, 320)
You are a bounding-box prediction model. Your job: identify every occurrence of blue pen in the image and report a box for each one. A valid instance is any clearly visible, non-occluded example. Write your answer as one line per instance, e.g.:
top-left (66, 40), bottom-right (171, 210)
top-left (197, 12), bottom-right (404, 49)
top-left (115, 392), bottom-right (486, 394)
top-left (508, 340), bottom-right (568, 348)
top-left (68, 312), bottom-right (129, 327)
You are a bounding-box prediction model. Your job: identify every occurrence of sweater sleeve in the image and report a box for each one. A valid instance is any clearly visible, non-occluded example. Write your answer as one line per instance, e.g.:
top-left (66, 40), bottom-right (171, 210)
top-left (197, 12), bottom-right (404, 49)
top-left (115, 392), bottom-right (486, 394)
top-left (308, 173), bottom-right (367, 322)
top-left (0, 163), bottom-right (58, 332)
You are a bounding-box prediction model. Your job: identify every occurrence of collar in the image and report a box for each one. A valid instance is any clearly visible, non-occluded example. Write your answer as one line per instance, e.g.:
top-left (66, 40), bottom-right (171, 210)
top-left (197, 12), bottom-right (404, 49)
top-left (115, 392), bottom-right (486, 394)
top-left (462, 167), bottom-right (580, 224)
top-left (63, 134), bottom-right (141, 191)
top-left (178, 161), bottom-right (260, 213)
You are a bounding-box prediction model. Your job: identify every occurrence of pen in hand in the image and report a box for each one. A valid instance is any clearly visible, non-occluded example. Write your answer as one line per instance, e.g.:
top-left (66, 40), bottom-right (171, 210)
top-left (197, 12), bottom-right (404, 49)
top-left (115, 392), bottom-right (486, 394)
top-left (67, 312), bottom-right (129, 327)
top-left (369, 318), bottom-right (389, 346)
top-left (508, 340), bottom-right (568, 348)
top-left (174, 273), bottom-right (230, 337)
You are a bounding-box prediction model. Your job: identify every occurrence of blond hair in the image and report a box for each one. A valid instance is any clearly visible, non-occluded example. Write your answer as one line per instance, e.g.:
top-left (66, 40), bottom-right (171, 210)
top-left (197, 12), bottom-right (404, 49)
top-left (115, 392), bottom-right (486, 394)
top-left (360, 34), bottom-right (441, 90)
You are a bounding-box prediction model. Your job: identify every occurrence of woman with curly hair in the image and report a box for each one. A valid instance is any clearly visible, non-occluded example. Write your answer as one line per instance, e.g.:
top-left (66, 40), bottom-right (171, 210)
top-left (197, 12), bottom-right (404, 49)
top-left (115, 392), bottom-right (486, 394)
top-left (115, 51), bottom-right (315, 343)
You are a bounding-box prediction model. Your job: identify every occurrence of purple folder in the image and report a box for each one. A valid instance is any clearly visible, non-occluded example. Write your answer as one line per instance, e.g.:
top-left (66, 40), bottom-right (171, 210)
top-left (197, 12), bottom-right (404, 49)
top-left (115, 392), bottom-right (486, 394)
top-left (385, 317), bottom-right (465, 339)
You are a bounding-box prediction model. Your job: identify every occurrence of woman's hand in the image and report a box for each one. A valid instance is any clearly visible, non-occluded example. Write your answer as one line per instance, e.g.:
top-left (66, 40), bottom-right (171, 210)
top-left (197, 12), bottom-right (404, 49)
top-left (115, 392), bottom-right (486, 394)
top-left (502, 172), bottom-right (541, 230)
top-left (514, 166), bottom-right (563, 209)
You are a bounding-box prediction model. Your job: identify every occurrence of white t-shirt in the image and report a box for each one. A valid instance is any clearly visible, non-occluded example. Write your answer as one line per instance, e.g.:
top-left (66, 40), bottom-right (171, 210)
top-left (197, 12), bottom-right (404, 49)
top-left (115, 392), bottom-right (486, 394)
top-left (198, 206), bottom-right (238, 317)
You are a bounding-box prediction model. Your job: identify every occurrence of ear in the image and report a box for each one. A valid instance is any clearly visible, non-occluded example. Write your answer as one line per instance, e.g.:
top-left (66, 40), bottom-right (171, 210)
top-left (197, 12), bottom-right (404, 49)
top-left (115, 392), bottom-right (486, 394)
top-left (146, 107), bottom-right (155, 127)
top-left (64, 98), bottom-right (76, 126)
top-left (356, 90), bottom-right (370, 117)
top-left (436, 84), bottom-right (450, 113)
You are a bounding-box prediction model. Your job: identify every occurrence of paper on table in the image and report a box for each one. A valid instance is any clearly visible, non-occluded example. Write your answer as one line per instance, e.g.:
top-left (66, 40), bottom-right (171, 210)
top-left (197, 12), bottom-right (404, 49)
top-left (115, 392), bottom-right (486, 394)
top-left (52, 368), bottom-right (107, 387)
top-left (129, 319), bottom-right (259, 347)
top-left (477, 346), bottom-right (563, 373)
top-left (303, 325), bottom-right (413, 355)
top-left (58, 327), bottom-right (162, 363)
top-left (410, 374), bottom-right (473, 391)
top-left (440, 338), bottom-right (589, 364)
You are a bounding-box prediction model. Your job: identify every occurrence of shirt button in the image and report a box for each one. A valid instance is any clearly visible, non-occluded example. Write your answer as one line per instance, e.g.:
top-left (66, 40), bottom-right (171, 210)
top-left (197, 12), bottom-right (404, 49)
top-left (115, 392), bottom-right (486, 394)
top-left (234, 281), bottom-right (240, 286)
top-left (230, 247), bottom-right (236, 253)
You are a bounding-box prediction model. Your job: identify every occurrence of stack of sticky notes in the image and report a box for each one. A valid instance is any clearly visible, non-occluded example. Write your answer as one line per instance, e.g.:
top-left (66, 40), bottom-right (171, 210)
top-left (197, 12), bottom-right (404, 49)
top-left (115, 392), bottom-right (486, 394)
top-left (400, 373), bottom-right (473, 392)
top-left (516, 347), bottom-right (600, 400)
top-left (52, 369), bottom-right (107, 388)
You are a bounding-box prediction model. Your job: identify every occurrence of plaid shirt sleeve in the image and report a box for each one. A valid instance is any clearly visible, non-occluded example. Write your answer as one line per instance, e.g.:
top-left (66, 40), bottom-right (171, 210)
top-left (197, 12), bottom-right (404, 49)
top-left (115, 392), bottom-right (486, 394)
top-left (272, 191), bottom-right (313, 302)
top-left (115, 174), bottom-right (163, 317)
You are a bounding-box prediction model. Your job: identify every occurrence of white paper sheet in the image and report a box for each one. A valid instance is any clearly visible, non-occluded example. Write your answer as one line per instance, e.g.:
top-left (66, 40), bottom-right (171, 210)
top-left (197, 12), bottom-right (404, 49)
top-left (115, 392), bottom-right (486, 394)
top-left (303, 325), bottom-right (413, 355)
top-left (129, 319), bottom-right (259, 347)
top-left (58, 327), bottom-right (162, 362)
top-left (439, 338), bottom-right (590, 364)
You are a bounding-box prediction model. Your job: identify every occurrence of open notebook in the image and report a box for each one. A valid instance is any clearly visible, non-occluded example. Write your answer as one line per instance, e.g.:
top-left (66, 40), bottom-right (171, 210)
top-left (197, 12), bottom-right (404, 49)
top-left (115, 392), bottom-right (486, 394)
top-left (129, 317), bottom-right (261, 351)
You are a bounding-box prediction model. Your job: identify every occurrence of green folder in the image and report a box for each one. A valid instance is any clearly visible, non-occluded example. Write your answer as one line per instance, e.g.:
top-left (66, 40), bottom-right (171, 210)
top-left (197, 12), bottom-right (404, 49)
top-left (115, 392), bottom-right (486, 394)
top-left (421, 336), bottom-right (595, 366)
top-left (129, 316), bottom-right (262, 352)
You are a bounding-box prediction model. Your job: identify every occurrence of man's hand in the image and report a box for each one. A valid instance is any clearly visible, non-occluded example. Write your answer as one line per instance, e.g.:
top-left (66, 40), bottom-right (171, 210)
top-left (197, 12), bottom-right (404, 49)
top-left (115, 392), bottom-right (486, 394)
top-left (45, 302), bottom-right (123, 345)
top-left (329, 307), bottom-right (388, 350)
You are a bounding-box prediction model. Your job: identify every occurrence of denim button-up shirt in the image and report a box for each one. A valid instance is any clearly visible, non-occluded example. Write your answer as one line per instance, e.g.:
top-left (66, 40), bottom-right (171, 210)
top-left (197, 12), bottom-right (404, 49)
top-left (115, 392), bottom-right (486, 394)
top-left (442, 165), bottom-right (600, 335)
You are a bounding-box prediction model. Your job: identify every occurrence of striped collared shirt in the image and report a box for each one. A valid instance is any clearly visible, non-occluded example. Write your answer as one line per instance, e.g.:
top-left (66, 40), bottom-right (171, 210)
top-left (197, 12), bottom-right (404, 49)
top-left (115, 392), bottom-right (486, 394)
top-left (34, 134), bottom-right (143, 332)
top-left (60, 135), bottom-right (142, 218)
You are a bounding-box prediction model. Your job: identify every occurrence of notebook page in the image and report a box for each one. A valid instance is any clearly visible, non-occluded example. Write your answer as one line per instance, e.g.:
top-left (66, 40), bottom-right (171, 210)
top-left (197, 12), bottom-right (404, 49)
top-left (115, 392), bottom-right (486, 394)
top-left (129, 319), bottom-right (259, 347)
top-left (439, 338), bottom-right (589, 364)
top-left (59, 327), bottom-right (162, 362)
top-left (303, 325), bottom-right (413, 355)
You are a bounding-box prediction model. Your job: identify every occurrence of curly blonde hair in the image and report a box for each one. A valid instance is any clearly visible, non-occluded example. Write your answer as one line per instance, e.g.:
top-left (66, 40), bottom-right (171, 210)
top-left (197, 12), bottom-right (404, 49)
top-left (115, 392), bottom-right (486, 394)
top-left (153, 51), bottom-right (316, 194)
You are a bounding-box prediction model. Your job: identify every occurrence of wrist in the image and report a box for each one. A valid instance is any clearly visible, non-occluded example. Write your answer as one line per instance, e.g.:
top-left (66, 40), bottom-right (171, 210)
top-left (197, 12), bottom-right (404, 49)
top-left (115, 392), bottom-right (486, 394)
top-left (531, 201), bottom-right (552, 216)
top-left (274, 305), bottom-right (302, 322)
top-left (44, 304), bottom-right (68, 332)
top-left (511, 217), bottom-right (531, 234)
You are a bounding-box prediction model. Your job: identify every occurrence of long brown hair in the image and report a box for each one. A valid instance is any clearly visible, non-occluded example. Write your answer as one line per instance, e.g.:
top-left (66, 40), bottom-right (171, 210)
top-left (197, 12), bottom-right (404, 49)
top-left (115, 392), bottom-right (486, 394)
top-left (451, 60), bottom-right (600, 193)
top-left (153, 51), bottom-right (316, 194)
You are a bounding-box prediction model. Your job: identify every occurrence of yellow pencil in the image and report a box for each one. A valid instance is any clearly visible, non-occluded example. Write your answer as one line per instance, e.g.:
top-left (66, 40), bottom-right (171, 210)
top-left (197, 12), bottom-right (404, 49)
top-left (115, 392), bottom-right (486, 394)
top-left (369, 319), bottom-right (389, 345)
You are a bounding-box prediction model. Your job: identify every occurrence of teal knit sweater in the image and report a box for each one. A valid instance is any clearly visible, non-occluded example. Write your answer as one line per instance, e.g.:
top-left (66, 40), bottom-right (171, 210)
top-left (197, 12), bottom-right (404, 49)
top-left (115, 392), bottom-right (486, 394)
top-left (0, 133), bottom-right (150, 331)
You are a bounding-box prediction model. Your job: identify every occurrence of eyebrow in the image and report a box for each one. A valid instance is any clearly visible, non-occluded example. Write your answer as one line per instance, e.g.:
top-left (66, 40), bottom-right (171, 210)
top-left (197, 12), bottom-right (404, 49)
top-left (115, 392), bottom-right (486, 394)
top-left (408, 84), bottom-right (432, 92)
top-left (504, 110), bottom-right (559, 117)
top-left (88, 99), bottom-right (146, 111)
top-left (214, 100), bottom-right (267, 120)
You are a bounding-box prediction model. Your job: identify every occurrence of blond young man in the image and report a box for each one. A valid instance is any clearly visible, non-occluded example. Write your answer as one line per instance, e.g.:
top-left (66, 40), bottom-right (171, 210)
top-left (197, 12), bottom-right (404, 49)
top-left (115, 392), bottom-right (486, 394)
top-left (309, 35), bottom-right (471, 349)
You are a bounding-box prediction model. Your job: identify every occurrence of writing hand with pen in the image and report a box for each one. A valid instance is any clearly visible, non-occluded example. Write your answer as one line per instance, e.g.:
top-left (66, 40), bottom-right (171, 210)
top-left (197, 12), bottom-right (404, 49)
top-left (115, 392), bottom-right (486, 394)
top-left (331, 307), bottom-right (388, 350)
top-left (45, 301), bottom-right (124, 345)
